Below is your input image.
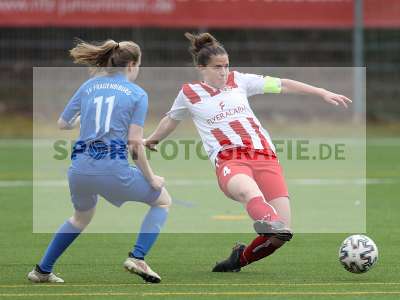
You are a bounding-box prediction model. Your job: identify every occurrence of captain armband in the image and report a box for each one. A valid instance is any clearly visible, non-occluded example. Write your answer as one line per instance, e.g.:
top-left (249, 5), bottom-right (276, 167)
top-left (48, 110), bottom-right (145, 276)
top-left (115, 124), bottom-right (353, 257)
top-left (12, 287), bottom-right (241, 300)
top-left (263, 76), bottom-right (282, 94)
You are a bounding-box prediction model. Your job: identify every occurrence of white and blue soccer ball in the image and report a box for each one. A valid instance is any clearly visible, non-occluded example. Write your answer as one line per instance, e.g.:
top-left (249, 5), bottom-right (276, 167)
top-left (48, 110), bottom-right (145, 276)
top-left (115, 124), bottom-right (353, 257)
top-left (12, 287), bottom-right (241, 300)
top-left (338, 235), bottom-right (378, 274)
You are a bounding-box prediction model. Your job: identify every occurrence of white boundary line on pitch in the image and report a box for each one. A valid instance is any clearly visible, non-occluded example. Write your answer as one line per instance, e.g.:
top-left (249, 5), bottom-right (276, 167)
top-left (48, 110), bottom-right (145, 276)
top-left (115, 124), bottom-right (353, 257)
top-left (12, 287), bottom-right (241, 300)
top-left (0, 178), bottom-right (398, 188)
top-left (1, 291), bottom-right (400, 297)
top-left (142, 291), bottom-right (400, 297)
top-left (142, 291), bottom-right (400, 296)
top-left (1, 282), bottom-right (400, 288)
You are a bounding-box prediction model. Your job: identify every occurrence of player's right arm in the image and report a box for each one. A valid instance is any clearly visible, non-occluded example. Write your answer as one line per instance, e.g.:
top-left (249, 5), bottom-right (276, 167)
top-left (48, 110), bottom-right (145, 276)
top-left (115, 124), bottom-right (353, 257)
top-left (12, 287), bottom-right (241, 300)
top-left (129, 92), bottom-right (164, 190)
top-left (145, 116), bottom-right (181, 151)
top-left (145, 89), bottom-right (188, 151)
top-left (128, 124), bottom-right (164, 190)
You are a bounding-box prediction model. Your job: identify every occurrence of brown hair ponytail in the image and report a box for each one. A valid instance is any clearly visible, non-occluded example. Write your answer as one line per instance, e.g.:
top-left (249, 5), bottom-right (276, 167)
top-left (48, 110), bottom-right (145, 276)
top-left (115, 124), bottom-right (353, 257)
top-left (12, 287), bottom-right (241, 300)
top-left (184, 32), bottom-right (227, 66)
top-left (69, 39), bottom-right (141, 73)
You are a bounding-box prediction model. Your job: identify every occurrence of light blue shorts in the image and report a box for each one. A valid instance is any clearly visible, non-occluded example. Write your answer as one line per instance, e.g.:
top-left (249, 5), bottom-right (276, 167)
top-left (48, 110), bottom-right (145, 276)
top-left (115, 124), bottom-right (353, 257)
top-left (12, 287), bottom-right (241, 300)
top-left (67, 167), bottom-right (161, 211)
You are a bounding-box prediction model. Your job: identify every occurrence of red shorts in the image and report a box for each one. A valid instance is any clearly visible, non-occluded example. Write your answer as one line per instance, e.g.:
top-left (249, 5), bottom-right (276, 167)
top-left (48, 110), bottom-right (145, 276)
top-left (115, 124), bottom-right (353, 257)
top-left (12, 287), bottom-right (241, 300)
top-left (215, 148), bottom-right (289, 202)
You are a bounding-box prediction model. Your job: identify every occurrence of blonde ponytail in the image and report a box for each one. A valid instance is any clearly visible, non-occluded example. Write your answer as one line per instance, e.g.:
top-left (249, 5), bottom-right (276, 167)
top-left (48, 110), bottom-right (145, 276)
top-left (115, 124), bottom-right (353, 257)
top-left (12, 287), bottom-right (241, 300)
top-left (69, 39), bottom-right (141, 72)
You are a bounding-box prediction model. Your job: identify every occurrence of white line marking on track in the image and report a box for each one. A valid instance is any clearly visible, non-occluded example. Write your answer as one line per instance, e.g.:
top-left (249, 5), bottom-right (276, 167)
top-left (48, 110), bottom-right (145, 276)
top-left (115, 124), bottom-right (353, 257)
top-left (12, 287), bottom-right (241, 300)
top-left (1, 282), bottom-right (400, 288)
top-left (1, 291), bottom-right (400, 297)
top-left (142, 291), bottom-right (400, 296)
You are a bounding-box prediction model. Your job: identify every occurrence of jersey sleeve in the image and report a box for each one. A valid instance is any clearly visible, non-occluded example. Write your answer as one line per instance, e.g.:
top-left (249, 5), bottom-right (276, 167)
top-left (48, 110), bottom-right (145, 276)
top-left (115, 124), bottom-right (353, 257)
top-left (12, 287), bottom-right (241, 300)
top-left (239, 72), bottom-right (282, 97)
top-left (60, 87), bottom-right (82, 125)
top-left (130, 93), bottom-right (148, 127)
top-left (166, 89), bottom-right (190, 120)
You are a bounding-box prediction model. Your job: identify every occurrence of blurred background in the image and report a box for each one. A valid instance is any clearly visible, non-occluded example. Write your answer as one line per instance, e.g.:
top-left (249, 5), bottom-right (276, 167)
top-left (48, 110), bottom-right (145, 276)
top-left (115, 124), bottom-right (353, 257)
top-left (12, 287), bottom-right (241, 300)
top-left (0, 0), bottom-right (399, 137)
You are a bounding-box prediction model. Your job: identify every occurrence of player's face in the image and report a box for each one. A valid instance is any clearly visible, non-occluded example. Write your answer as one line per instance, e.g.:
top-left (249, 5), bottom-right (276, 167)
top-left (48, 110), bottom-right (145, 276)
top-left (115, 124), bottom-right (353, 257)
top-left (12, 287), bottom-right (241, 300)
top-left (126, 57), bottom-right (141, 82)
top-left (200, 54), bottom-right (229, 89)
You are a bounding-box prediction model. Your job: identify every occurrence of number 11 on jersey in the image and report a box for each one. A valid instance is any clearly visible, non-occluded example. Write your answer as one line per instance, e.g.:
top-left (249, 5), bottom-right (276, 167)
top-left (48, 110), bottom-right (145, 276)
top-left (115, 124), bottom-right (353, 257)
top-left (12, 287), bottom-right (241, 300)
top-left (94, 95), bottom-right (115, 134)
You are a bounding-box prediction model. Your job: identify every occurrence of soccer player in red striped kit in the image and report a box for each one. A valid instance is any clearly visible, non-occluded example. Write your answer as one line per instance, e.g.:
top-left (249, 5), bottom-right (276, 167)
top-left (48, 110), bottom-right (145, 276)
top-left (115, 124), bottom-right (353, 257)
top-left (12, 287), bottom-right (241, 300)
top-left (145, 33), bottom-right (351, 272)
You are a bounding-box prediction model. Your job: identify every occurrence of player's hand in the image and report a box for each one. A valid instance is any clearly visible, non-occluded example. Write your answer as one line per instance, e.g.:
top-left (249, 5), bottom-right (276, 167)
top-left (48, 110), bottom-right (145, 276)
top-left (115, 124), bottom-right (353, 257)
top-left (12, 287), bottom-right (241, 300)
top-left (150, 175), bottom-right (165, 191)
top-left (322, 90), bottom-right (352, 108)
top-left (143, 138), bottom-right (158, 152)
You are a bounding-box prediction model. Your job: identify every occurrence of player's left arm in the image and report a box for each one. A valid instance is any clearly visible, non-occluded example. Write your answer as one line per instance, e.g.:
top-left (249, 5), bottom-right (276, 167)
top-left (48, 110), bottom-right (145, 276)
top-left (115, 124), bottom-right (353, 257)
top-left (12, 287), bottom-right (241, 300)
top-left (280, 79), bottom-right (352, 108)
top-left (58, 85), bottom-right (82, 130)
top-left (242, 72), bottom-right (351, 108)
top-left (58, 115), bottom-right (80, 130)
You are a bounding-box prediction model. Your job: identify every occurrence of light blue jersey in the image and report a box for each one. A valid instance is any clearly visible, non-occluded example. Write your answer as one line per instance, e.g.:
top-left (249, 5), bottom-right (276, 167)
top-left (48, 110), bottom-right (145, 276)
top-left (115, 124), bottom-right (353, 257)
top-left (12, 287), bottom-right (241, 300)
top-left (35, 53), bottom-right (167, 278)
top-left (61, 72), bottom-right (160, 210)
top-left (61, 72), bottom-right (148, 175)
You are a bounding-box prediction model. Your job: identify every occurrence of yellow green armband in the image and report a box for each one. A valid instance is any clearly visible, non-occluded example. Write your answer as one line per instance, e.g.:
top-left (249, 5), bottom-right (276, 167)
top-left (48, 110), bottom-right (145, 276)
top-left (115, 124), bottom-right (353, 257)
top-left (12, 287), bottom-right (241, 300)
top-left (263, 76), bottom-right (282, 94)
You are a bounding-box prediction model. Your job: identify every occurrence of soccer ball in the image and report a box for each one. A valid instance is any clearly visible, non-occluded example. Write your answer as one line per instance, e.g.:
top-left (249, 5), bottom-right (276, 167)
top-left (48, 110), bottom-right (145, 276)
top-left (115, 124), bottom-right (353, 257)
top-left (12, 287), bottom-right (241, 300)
top-left (338, 235), bottom-right (378, 274)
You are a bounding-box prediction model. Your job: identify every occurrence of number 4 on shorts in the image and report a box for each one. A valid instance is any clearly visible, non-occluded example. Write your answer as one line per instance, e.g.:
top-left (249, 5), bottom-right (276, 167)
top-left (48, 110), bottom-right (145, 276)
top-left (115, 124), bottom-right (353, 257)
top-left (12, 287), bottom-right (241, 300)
top-left (223, 166), bottom-right (231, 177)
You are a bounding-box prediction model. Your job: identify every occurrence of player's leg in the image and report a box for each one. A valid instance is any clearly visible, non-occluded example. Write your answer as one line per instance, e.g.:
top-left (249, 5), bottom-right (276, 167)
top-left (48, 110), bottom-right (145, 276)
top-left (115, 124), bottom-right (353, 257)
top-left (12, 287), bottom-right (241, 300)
top-left (253, 159), bottom-right (291, 229)
top-left (213, 161), bottom-right (291, 272)
top-left (226, 173), bottom-right (280, 222)
top-left (28, 173), bottom-right (98, 283)
top-left (106, 167), bottom-right (171, 283)
top-left (124, 188), bottom-right (171, 283)
top-left (69, 206), bottom-right (97, 230)
top-left (28, 206), bottom-right (96, 283)
top-left (38, 207), bottom-right (96, 270)
top-left (240, 160), bottom-right (293, 267)
top-left (218, 175), bottom-right (288, 269)
top-left (107, 167), bottom-right (171, 260)
top-left (130, 188), bottom-right (171, 259)
top-left (269, 196), bottom-right (291, 228)
top-left (239, 197), bottom-right (291, 268)
top-left (221, 166), bottom-right (290, 237)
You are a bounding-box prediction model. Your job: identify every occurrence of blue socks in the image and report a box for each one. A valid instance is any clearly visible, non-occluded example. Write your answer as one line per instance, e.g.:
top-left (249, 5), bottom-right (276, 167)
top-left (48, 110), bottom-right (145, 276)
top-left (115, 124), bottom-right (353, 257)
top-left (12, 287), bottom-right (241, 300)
top-left (38, 220), bottom-right (82, 273)
top-left (38, 207), bottom-right (167, 272)
top-left (132, 207), bottom-right (168, 259)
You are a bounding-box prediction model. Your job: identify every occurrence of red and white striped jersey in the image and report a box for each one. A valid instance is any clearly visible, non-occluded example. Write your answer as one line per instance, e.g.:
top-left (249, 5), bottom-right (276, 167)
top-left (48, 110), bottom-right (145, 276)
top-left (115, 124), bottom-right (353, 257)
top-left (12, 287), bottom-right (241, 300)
top-left (167, 71), bottom-right (281, 164)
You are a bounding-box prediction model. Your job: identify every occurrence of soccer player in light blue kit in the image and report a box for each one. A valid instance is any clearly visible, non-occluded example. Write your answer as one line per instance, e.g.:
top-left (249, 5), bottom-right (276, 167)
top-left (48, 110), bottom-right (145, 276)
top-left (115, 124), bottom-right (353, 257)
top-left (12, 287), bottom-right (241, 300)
top-left (28, 39), bottom-right (171, 284)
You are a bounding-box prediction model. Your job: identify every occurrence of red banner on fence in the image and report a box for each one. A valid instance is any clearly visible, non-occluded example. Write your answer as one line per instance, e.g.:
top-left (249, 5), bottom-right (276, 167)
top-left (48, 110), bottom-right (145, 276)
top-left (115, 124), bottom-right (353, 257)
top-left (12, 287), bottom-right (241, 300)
top-left (0, 0), bottom-right (399, 28)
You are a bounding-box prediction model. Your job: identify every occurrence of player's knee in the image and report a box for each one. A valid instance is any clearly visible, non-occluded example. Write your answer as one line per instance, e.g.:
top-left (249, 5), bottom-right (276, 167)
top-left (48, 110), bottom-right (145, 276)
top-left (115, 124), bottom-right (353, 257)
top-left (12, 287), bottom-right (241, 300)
top-left (69, 210), bottom-right (94, 230)
top-left (157, 198), bottom-right (171, 210)
top-left (235, 188), bottom-right (255, 203)
top-left (152, 189), bottom-right (172, 210)
top-left (69, 216), bottom-right (90, 230)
